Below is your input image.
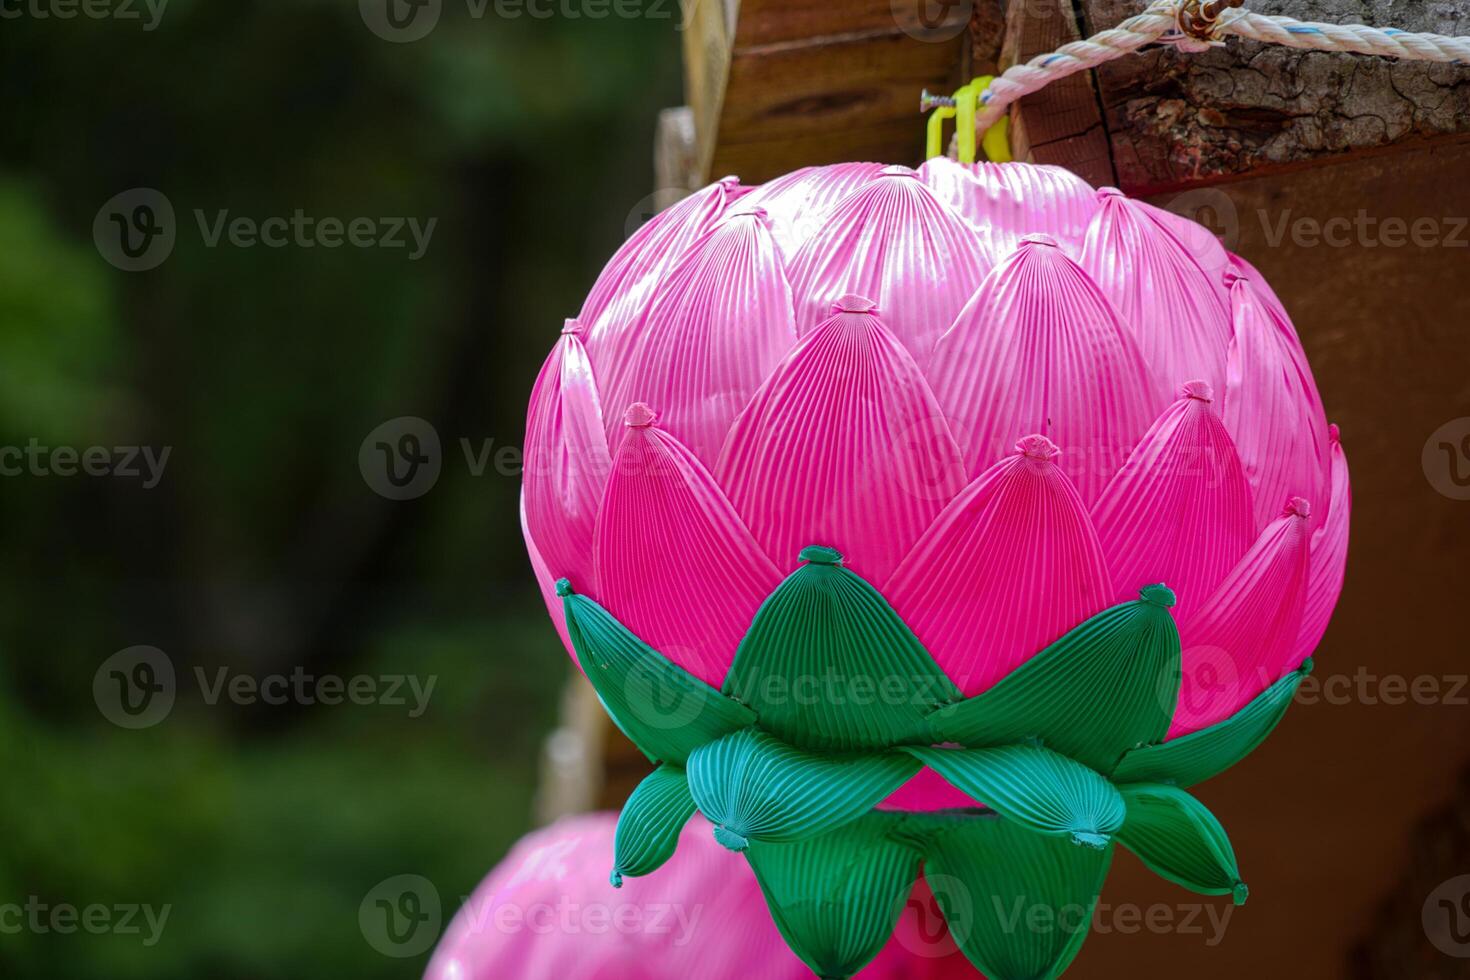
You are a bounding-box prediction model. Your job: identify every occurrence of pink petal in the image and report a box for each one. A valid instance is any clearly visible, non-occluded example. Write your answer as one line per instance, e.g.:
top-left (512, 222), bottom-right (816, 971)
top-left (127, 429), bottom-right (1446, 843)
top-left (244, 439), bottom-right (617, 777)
top-left (926, 234), bottom-right (1160, 506)
top-left (733, 162), bottom-right (887, 262)
top-left (595, 403), bottom-right (783, 687)
top-left (1222, 274), bottom-right (1330, 532)
top-left (786, 167), bottom-right (992, 368)
top-left (523, 320), bottom-right (612, 593)
top-left (918, 156), bottom-right (1100, 257)
top-left (885, 435), bottom-right (1114, 697)
top-left (521, 491), bottom-right (575, 665)
top-left (602, 210), bottom-right (798, 467)
top-left (1080, 188), bottom-right (1232, 395)
top-left (579, 177), bottom-right (748, 396)
top-left (1296, 425), bottom-right (1350, 659)
top-left (1134, 197), bottom-right (1234, 292)
top-left (1171, 498), bottom-right (1312, 737)
top-left (1091, 381), bottom-right (1256, 625)
top-left (715, 296), bottom-right (968, 585)
top-left (877, 767), bottom-right (979, 812)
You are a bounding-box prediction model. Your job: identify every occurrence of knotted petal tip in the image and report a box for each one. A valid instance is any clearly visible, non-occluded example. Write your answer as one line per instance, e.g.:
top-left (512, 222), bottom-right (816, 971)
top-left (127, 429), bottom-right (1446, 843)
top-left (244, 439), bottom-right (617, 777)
top-left (1095, 186), bottom-right (1125, 200)
top-left (1232, 882), bottom-right (1250, 906)
top-left (609, 871), bottom-right (623, 888)
top-left (1071, 831), bottom-right (1111, 850)
top-left (1329, 422), bottom-right (1341, 443)
top-left (623, 402), bottom-right (658, 428)
top-left (1284, 496), bottom-right (1311, 520)
top-left (1179, 379), bottom-right (1214, 402)
top-left (798, 544), bottom-right (844, 566)
top-left (1140, 583), bottom-right (1177, 608)
top-left (830, 293), bottom-right (879, 314)
top-left (560, 317), bottom-right (583, 335)
top-left (1016, 434), bottom-right (1061, 461)
top-left (1018, 232), bottom-right (1060, 248)
top-left (712, 825), bottom-right (749, 852)
top-left (554, 578), bottom-right (573, 597)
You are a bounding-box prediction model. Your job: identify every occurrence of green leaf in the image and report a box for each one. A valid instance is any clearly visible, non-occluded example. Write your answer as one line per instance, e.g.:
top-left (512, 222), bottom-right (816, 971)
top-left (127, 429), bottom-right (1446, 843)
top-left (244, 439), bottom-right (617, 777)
top-left (723, 546), bottom-right (960, 752)
top-left (929, 588), bottom-right (1181, 772)
top-left (686, 728), bottom-right (919, 851)
top-left (559, 581), bottom-right (756, 765)
top-left (925, 815), bottom-right (1113, 980)
top-left (906, 745), bottom-right (1124, 849)
top-left (611, 764), bottom-right (696, 887)
top-left (1117, 783), bottom-right (1247, 904)
top-left (745, 813), bottom-right (924, 980)
top-left (1111, 658), bottom-right (1313, 787)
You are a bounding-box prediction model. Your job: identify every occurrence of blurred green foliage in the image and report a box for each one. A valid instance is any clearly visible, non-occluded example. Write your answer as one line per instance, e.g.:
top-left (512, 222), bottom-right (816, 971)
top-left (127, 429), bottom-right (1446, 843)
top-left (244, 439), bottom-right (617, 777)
top-left (0, 0), bottom-right (681, 975)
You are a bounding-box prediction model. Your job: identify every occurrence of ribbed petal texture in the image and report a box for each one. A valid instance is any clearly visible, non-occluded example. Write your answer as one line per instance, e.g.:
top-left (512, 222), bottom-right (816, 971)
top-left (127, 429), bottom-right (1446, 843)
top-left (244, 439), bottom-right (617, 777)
top-left (786, 168), bottom-right (991, 366)
top-left (886, 436), bottom-right (1112, 697)
top-left (523, 321), bottom-right (612, 592)
top-left (1297, 426), bottom-right (1350, 658)
top-left (1081, 189), bottom-right (1231, 396)
top-left (1091, 382), bottom-right (1255, 624)
top-left (919, 156), bottom-right (1100, 258)
top-left (595, 406), bottom-right (782, 687)
top-left (734, 162), bottom-right (888, 262)
top-left (927, 235), bottom-right (1158, 504)
top-left (716, 299), bottom-right (968, 585)
top-left (1172, 500), bottom-right (1311, 736)
top-left (603, 211), bottom-right (797, 465)
top-left (1223, 274), bottom-right (1330, 532)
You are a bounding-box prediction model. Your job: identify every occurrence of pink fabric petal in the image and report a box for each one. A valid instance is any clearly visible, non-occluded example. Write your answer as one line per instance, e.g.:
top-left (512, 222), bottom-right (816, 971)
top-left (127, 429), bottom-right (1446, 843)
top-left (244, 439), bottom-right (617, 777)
top-left (715, 296), bottom-right (968, 585)
top-left (1080, 188), bottom-right (1232, 395)
top-left (523, 320), bottom-right (613, 593)
top-left (878, 767), bottom-right (980, 812)
top-left (1091, 381), bottom-right (1255, 625)
top-left (595, 404), bottom-right (783, 687)
top-left (1296, 425), bottom-right (1350, 659)
top-left (427, 813), bottom-right (963, 980)
top-left (885, 435), bottom-right (1113, 697)
top-left (926, 234), bottom-right (1160, 506)
top-left (1222, 274), bottom-right (1330, 532)
top-left (579, 177), bottom-right (749, 394)
top-left (602, 210), bottom-right (797, 467)
top-left (918, 156), bottom-right (1101, 257)
top-left (786, 167), bottom-right (991, 368)
top-left (1135, 198), bottom-right (1234, 291)
top-left (732, 162), bottom-right (887, 262)
top-left (1171, 498), bottom-right (1312, 737)
top-left (522, 491), bottom-right (574, 664)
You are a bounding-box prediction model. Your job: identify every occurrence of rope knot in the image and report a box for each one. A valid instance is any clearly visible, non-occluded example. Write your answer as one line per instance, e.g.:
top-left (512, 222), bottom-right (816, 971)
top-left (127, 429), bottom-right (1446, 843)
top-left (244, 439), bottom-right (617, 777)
top-left (1175, 0), bottom-right (1244, 44)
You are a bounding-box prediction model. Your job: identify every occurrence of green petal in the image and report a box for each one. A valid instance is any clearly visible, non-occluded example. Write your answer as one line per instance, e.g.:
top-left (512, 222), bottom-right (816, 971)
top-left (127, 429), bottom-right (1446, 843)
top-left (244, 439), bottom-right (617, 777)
top-left (1111, 658), bottom-right (1313, 787)
top-left (906, 745), bottom-right (1124, 848)
top-left (928, 589), bottom-right (1181, 772)
top-left (723, 547), bottom-right (960, 752)
top-left (745, 813), bottom-right (924, 980)
top-left (686, 728), bottom-right (919, 851)
top-left (611, 764), bottom-right (696, 887)
top-left (925, 815), bottom-right (1113, 980)
top-left (559, 582), bottom-right (756, 764)
top-left (1117, 783), bottom-right (1247, 904)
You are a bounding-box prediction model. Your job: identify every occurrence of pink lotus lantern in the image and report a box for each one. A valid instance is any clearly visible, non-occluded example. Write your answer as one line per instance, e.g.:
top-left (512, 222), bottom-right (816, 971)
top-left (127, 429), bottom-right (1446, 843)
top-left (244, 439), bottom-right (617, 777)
top-left (520, 159), bottom-right (1350, 979)
top-left (427, 812), bottom-right (972, 979)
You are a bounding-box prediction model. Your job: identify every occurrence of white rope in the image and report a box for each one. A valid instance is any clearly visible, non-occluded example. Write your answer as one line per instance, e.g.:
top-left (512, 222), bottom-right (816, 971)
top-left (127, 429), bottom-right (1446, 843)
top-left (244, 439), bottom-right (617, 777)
top-left (971, 0), bottom-right (1470, 134)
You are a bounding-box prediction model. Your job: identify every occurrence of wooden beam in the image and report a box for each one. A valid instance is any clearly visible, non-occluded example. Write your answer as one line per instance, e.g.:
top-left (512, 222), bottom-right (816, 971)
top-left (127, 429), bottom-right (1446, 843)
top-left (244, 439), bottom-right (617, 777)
top-left (1082, 0), bottom-right (1470, 192)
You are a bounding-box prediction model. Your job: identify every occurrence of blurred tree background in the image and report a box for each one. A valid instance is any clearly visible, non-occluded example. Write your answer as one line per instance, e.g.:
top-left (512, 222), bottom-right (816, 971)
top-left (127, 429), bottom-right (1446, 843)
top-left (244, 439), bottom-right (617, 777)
top-left (0, 0), bottom-right (681, 975)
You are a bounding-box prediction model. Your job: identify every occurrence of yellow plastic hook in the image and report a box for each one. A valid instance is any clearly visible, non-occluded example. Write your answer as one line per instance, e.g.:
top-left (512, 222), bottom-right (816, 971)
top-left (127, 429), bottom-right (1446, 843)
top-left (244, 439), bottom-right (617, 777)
top-left (925, 76), bottom-right (1013, 163)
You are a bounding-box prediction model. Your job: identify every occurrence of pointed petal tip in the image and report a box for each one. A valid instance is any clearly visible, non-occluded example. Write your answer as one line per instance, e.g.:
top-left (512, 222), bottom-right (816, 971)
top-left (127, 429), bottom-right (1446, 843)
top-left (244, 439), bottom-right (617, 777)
top-left (1179, 379), bottom-right (1214, 402)
top-left (1140, 583), bottom-right (1177, 609)
top-left (712, 825), bottom-right (749, 852)
top-left (609, 870), bottom-right (623, 888)
top-left (1284, 496), bottom-right (1312, 521)
top-left (1018, 232), bottom-right (1060, 248)
top-left (623, 402), bottom-right (658, 428)
top-left (1299, 656), bottom-right (1315, 675)
top-left (1071, 831), bottom-right (1112, 850)
top-left (798, 545), bottom-right (845, 566)
top-left (560, 317), bottom-right (583, 335)
top-left (831, 293), bottom-right (878, 314)
top-left (1329, 422), bottom-right (1341, 443)
top-left (1096, 186), bottom-right (1125, 200)
top-left (1233, 882), bottom-right (1250, 906)
top-left (555, 578), bottom-right (573, 597)
top-left (1016, 434), bottom-right (1061, 461)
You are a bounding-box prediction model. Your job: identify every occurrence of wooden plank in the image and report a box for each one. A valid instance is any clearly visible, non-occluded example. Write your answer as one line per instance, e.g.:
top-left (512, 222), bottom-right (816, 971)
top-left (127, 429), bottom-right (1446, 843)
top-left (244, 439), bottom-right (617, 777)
top-left (1082, 0), bottom-right (1470, 192)
top-left (998, 0), bottom-right (1116, 188)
